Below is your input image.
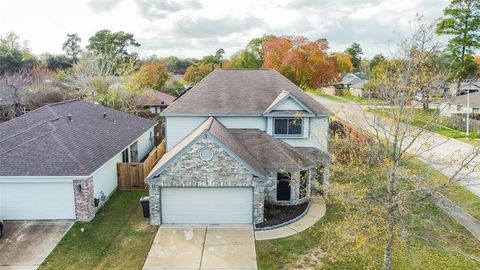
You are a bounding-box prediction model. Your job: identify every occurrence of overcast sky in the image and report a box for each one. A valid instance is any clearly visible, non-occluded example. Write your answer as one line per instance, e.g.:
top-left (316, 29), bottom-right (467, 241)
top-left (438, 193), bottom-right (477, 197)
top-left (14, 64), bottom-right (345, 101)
top-left (0, 0), bottom-right (449, 59)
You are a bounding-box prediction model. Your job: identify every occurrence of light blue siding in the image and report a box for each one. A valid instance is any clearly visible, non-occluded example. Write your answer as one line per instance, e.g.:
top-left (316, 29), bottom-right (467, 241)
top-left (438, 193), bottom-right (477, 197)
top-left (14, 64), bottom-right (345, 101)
top-left (166, 115), bottom-right (328, 151)
top-left (166, 116), bottom-right (208, 150)
top-left (272, 97), bottom-right (305, 111)
top-left (92, 128), bottom-right (155, 199)
top-left (216, 116), bottom-right (266, 130)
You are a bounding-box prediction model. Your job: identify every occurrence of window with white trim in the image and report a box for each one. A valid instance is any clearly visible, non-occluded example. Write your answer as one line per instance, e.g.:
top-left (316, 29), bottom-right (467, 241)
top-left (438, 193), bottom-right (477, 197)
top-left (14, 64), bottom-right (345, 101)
top-left (274, 118), bottom-right (303, 136)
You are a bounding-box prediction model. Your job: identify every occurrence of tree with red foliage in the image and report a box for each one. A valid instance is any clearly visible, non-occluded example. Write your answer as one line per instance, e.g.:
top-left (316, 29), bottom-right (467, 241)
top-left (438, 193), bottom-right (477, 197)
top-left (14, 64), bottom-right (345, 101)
top-left (261, 36), bottom-right (339, 89)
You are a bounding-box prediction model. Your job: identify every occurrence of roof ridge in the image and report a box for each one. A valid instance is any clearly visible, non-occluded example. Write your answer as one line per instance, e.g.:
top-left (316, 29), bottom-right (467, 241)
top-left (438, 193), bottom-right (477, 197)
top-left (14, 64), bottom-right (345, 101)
top-left (0, 129), bottom-right (54, 155)
top-left (49, 127), bottom-right (91, 175)
top-left (46, 98), bottom-right (81, 107)
top-left (205, 118), bottom-right (266, 176)
top-left (0, 120), bottom-right (51, 144)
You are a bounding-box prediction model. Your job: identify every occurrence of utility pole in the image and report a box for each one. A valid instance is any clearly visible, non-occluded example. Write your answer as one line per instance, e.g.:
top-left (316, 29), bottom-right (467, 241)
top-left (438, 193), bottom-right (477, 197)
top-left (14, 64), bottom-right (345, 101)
top-left (466, 89), bottom-right (470, 139)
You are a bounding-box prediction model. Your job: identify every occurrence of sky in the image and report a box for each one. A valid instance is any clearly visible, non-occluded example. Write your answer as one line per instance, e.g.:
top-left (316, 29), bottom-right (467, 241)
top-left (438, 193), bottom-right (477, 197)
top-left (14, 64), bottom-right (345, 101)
top-left (0, 0), bottom-right (450, 59)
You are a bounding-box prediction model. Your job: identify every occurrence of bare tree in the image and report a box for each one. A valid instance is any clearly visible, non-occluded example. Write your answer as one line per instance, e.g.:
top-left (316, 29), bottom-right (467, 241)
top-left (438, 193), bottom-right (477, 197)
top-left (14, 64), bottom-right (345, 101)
top-left (325, 17), bottom-right (480, 270)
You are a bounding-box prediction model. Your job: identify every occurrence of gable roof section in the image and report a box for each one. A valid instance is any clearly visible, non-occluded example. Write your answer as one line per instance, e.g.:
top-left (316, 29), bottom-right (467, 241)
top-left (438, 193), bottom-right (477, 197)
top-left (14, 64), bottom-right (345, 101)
top-left (147, 117), bottom-right (267, 180)
top-left (147, 117), bottom-right (330, 182)
top-left (162, 69), bottom-right (328, 116)
top-left (0, 99), bottom-right (156, 176)
top-left (264, 90), bottom-right (314, 115)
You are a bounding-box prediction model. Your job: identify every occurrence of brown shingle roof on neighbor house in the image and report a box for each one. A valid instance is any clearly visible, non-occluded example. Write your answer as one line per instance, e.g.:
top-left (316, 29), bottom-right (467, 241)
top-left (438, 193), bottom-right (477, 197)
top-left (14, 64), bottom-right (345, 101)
top-left (0, 99), bottom-right (156, 176)
top-left (136, 89), bottom-right (176, 107)
top-left (162, 69), bottom-right (328, 116)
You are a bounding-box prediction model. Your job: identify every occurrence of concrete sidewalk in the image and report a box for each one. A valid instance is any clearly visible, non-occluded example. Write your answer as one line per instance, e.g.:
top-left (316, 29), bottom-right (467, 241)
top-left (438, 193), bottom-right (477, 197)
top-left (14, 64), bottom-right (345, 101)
top-left (143, 225), bottom-right (257, 270)
top-left (255, 199), bottom-right (326, 241)
top-left (432, 193), bottom-right (480, 241)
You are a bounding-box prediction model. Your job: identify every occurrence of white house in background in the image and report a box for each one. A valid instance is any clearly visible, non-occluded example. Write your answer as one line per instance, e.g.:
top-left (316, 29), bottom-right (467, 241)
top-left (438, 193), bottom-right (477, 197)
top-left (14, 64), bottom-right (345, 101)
top-left (0, 99), bottom-right (156, 221)
top-left (146, 69), bottom-right (330, 227)
top-left (439, 91), bottom-right (480, 117)
top-left (337, 72), bottom-right (368, 97)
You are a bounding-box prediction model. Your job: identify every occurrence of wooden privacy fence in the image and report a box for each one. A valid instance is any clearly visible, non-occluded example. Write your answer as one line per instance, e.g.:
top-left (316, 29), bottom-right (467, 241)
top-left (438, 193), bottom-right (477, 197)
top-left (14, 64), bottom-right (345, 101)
top-left (117, 140), bottom-right (166, 190)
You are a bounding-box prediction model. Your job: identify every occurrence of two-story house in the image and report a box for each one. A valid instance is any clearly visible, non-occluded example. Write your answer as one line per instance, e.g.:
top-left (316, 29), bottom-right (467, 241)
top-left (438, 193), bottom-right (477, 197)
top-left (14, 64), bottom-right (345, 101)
top-left (146, 69), bottom-right (330, 226)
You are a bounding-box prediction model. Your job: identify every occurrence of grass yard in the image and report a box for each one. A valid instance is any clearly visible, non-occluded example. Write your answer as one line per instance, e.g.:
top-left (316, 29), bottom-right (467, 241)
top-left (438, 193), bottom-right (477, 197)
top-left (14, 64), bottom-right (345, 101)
top-left (306, 89), bottom-right (348, 103)
top-left (40, 191), bottom-right (157, 270)
top-left (256, 157), bottom-right (480, 269)
top-left (372, 108), bottom-right (480, 140)
top-left (402, 157), bottom-right (480, 221)
top-left (340, 94), bottom-right (389, 105)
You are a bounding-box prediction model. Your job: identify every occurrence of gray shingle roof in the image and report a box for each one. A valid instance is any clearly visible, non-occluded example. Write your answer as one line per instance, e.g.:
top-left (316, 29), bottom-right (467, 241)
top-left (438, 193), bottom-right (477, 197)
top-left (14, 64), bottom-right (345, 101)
top-left (0, 99), bottom-right (156, 176)
top-left (452, 91), bottom-right (480, 108)
top-left (162, 69), bottom-right (328, 116)
top-left (230, 129), bottom-right (327, 172)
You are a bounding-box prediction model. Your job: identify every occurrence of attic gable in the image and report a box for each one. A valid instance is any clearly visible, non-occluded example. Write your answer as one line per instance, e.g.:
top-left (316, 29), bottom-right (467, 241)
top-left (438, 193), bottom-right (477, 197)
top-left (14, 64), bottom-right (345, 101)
top-left (264, 90), bottom-right (314, 115)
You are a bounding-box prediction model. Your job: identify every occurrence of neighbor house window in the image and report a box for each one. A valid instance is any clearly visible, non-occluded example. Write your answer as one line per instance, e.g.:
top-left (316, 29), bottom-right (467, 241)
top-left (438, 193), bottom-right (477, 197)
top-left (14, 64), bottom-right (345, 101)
top-left (274, 118), bottom-right (303, 136)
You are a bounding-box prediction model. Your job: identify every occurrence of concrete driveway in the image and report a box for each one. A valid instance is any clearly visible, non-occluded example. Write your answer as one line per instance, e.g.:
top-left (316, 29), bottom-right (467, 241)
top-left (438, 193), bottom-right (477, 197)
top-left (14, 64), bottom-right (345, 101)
top-left (143, 225), bottom-right (257, 270)
top-left (0, 220), bottom-right (73, 270)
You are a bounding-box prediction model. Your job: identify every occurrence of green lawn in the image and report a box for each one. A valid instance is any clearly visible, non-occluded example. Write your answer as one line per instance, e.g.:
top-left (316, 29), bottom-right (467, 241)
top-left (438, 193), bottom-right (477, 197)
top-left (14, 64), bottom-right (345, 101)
top-left (40, 191), bottom-right (157, 270)
top-left (372, 108), bottom-right (480, 139)
top-left (402, 157), bottom-right (480, 221)
top-left (256, 161), bottom-right (480, 269)
top-left (340, 94), bottom-right (389, 105)
top-left (306, 89), bottom-right (348, 103)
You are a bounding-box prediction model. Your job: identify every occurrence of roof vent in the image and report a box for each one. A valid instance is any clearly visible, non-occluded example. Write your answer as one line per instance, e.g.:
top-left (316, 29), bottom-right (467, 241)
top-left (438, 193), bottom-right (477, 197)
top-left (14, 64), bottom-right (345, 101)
top-left (67, 114), bottom-right (73, 121)
top-left (103, 112), bottom-right (107, 118)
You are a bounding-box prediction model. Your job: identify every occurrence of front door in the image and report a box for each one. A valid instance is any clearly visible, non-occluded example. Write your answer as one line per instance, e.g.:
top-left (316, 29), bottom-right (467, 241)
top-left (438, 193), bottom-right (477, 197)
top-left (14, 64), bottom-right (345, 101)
top-left (277, 172), bottom-right (291, 201)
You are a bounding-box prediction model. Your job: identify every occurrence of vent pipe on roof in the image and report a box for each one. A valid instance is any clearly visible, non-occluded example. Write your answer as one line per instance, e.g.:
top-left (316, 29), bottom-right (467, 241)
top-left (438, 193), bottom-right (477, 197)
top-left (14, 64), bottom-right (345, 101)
top-left (67, 114), bottom-right (73, 121)
top-left (103, 112), bottom-right (107, 118)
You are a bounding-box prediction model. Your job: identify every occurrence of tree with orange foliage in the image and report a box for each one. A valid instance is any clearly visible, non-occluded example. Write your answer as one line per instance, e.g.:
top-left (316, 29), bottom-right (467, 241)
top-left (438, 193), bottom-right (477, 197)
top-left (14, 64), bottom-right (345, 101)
top-left (261, 35), bottom-right (339, 89)
top-left (475, 55), bottom-right (480, 76)
top-left (129, 60), bottom-right (170, 91)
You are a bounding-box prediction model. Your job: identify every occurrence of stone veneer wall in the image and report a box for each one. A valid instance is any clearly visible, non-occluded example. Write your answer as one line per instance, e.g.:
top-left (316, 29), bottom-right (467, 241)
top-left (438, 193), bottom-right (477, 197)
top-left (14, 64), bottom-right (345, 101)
top-left (264, 169), bottom-right (314, 205)
top-left (149, 136), bottom-right (265, 225)
top-left (73, 177), bottom-right (95, 221)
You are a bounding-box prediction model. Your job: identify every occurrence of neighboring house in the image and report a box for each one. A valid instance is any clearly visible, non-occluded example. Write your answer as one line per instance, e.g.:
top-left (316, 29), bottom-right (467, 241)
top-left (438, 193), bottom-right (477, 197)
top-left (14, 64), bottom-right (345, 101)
top-left (136, 89), bottom-right (176, 114)
top-left (337, 72), bottom-right (368, 97)
top-left (445, 81), bottom-right (480, 96)
top-left (0, 99), bottom-right (156, 220)
top-left (146, 69), bottom-right (330, 226)
top-left (439, 91), bottom-right (480, 116)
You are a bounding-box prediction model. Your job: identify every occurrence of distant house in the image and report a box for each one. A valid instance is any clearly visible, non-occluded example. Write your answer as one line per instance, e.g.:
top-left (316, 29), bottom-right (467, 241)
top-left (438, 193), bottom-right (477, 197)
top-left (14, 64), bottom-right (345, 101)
top-left (337, 73), bottom-right (368, 97)
top-left (0, 99), bottom-right (156, 221)
top-left (136, 90), bottom-right (176, 114)
top-left (445, 81), bottom-right (480, 96)
top-left (439, 91), bottom-right (480, 116)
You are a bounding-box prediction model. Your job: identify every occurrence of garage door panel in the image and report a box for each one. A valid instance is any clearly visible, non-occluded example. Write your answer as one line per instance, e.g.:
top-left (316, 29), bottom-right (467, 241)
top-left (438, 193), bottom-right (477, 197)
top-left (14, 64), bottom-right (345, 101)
top-left (0, 182), bottom-right (75, 220)
top-left (161, 187), bottom-right (253, 224)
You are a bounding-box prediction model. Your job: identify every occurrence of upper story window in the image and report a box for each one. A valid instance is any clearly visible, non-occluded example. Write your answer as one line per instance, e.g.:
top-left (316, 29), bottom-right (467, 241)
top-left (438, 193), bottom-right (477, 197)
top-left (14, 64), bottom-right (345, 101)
top-left (274, 118), bottom-right (303, 136)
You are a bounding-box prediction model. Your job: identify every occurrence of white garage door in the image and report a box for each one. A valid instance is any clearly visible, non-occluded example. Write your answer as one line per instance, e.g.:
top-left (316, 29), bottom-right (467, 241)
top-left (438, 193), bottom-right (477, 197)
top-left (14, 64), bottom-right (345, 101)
top-left (0, 182), bottom-right (76, 220)
top-left (161, 187), bottom-right (253, 224)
